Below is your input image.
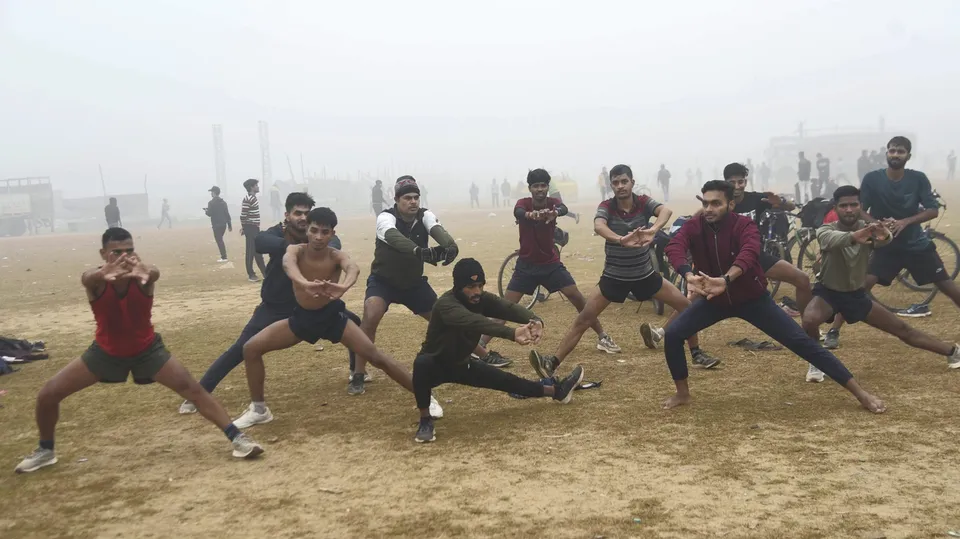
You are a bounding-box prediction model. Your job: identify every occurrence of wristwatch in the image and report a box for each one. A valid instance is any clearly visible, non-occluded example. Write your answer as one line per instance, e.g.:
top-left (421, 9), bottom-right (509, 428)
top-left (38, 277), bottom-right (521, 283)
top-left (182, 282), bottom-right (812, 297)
top-left (722, 275), bottom-right (731, 287)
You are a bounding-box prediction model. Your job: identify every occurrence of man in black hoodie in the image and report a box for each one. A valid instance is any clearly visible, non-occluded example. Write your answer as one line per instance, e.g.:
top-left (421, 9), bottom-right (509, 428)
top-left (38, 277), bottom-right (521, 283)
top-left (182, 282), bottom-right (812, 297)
top-left (205, 186), bottom-right (232, 262)
top-left (411, 258), bottom-right (585, 443)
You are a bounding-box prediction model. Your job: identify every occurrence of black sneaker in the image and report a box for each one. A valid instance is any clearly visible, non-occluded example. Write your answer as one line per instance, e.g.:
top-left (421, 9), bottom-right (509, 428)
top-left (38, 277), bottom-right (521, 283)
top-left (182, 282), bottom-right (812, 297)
top-left (415, 417), bottom-right (435, 443)
top-left (823, 328), bottom-right (840, 349)
top-left (691, 349), bottom-right (721, 369)
top-left (552, 365), bottom-right (585, 404)
top-left (480, 351), bottom-right (512, 368)
top-left (897, 304), bottom-right (932, 318)
top-left (529, 351), bottom-right (558, 378)
top-left (346, 373), bottom-right (365, 395)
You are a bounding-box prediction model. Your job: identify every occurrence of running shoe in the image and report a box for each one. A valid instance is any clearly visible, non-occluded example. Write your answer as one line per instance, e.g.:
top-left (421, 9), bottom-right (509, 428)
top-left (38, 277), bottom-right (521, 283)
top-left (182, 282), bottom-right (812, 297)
top-left (897, 304), bottom-right (932, 318)
top-left (823, 328), bottom-right (840, 349)
top-left (529, 350), bottom-right (558, 379)
top-left (14, 447), bottom-right (57, 474)
top-left (347, 370), bottom-right (373, 382)
top-left (233, 403), bottom-right (274, 429)
top-left (596, 334), bottom-right (622, 354)
top-left (347, 373), bottom-right (365, 396)
top-left (429, 395), bottom-right (444, 418)
top-left (178, 400), bottom-right (197, 414)
top-left (691, 349), bottom-right (721, 369)
top-left (552, 365), bottom-right (585, 404)
top-left (479, 351), bottom-right (512, 368)
top-left (415, 417), bottom-right (436, 443)
top-left (948, 344), bottom-right (960, 370)
top-left (805, 364), bottom-right (825, 383)
top-left (639, 323), bottom-right (664, 349)
top-left (231, 433), bottom-right (264, 458)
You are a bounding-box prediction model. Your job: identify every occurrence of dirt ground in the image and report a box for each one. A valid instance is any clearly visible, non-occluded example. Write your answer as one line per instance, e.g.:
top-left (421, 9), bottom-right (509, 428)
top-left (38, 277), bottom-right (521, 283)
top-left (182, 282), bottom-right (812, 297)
top-left (1, 186), bottom-right (959, 539)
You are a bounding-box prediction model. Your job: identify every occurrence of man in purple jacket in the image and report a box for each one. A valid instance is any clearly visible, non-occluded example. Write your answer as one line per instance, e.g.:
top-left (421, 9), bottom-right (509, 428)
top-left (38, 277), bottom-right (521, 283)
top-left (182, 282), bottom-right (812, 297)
top-left (662, 180), bottom-right (885, 413)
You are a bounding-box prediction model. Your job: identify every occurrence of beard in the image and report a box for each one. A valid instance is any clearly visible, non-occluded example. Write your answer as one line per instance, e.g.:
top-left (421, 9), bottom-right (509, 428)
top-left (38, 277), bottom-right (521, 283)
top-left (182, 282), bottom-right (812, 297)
top-left (887, 157), bottom-right (906, 170)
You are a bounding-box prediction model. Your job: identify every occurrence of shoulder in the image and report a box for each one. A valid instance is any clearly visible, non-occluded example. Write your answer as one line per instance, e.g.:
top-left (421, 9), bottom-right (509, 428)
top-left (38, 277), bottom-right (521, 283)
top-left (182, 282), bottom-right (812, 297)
top-left (862, 170), bottom-right (881, 183)
top-left (376, 211), bottom-right (397, 226)
top-left (265, 223), bottom-right (284, 235)
top-left (596, 198), bottom-right (614, 212)
top-left (906, 169), bottom-right (930, 183)
top-left (516, 197), bottom-right (532, 210)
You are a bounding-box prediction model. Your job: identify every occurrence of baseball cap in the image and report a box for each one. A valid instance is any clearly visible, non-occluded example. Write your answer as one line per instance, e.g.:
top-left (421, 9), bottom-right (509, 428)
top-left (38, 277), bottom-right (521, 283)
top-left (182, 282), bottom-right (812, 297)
top-left (209, 186), bottom-right (221, 195)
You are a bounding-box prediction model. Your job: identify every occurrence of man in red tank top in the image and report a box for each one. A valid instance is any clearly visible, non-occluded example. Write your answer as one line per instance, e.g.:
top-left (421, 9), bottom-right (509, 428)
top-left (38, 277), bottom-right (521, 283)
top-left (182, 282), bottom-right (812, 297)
top-left (15, 227), bottom-right (265, 474)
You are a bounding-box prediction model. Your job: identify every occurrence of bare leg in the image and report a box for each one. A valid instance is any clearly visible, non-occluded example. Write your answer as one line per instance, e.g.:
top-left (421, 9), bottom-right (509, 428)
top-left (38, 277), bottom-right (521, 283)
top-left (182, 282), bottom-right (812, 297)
top-left (831, 314), bottom-right (845, 331)
top-left (767, 260), bottom-right (812, 314)
top-left (340, 320), bottom-right (415, 392)
top-left (242, 320), bottom-right (302, 402)
top-left (555, 291), bottom-right (611, 363)
top-left (355, 296), bottom-right (388, 375)
top-left (864, 301), bottom-right (954, 356)
top-left (934, 279), bottom-right (960, 309)
top-left (801, 296), bottom-right (834, 340)
top-left (153, 356), bottom-right (234, 430)
top-left (560, 285), bottom-right (606, 337)
top-left (35, 358), bottom-right (99, 441)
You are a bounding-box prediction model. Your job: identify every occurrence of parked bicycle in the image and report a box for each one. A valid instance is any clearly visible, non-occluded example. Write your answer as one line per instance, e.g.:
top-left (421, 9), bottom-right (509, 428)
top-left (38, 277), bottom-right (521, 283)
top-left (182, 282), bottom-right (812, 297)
top-left (496, 227), bottom-right (568, 309)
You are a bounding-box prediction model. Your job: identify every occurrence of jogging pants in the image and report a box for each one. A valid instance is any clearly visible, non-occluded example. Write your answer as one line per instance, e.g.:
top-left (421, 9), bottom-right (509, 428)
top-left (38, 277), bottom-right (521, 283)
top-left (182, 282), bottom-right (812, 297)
top-left (198, 304), bottom-right (291, 392)
top-left (412, 354), bottom-right (545, 409)
top-left (243, 224), bottom-right (267, 278)
top-left (212, 224), bottom-right (227, 259)
top-left (663, 294), bottom-right (853, 385)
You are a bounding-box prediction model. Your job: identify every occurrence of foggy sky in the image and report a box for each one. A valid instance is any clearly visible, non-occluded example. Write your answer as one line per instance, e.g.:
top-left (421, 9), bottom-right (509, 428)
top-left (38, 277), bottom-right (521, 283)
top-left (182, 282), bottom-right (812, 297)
top-left (2, 0), bottom-right (959, 201)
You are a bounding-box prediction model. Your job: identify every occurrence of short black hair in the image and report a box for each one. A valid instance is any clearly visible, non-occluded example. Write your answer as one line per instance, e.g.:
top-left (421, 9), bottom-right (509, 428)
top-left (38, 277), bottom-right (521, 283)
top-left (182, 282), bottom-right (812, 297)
top-left (527, 168), bottom-right (551, 185)
top-left (307, 207), bottom-right (337, 229)
top-left (833, 185), bottom-right (860, 202)
top-left (285, 192), bottom-right (315, 212)
top-left (887, 136), bottom-right (912, 153)
top-left (701, 180), bottom-right (735, 202)
top-left (609, 164), bottom-right (633, 180)
top-left (722, 162), bottom-right (749, 181)
top-left (102, 227), bottom-right (132, 247)
top-left (243, 178), bottom-right (259, 191)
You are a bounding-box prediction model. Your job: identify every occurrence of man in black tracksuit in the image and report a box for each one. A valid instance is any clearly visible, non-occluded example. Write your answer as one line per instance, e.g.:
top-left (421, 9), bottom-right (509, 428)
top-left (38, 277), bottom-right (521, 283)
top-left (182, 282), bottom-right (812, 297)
top-left (178, 192), bottom-right (346, 413)
top-left (205, 186), bottom-right (232, 261)
top-left (411, 258), bottom-right (585, 443)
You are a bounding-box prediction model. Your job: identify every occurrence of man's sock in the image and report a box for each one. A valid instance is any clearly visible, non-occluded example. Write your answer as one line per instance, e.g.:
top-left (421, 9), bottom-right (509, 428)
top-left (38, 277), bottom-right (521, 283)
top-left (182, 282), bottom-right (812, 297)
top-left (39, 439), bottom-right (54, 451)
top-left (224, 424), bottom-right (241, 441)
top-left (253, 401), bottom-right (267, 414)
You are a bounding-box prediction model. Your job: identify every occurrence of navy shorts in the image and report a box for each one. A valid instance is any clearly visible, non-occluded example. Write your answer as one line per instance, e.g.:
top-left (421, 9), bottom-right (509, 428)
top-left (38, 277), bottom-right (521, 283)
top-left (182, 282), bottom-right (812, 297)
top-left (759, 251), bottom-right (780, 273)
top-left (364, 274), bottom-right (438, 315)
top-left (599, 272), bottom-right (663, 303)
top-left (868, 243), bottom-right (948, 287)
top-left (287, 300), bottom-right (361, 344)
top-left (812, 284), bottom-right (874, 324)
top-left (507, 259), bottom-right (576, 295)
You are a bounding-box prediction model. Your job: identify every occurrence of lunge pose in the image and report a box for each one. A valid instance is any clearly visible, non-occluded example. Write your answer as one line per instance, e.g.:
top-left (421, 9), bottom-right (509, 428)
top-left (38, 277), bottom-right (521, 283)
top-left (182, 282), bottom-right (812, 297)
top-left (236, 208), bottom-right (442, 428)
top-left (479, 168), bottom-right (620, 354)
top-left (412, 258), bottom-right (585, 443)
top-left (354, 176), bottom-right (505, 396)
top-left (661, 181), bottom-right (885, 413)
top-left (16, 228), bottom-right (263, 474)
top-left (801, 185), bottom-right (960, 382)
top-left (529, 164), bottom-right (721, 379)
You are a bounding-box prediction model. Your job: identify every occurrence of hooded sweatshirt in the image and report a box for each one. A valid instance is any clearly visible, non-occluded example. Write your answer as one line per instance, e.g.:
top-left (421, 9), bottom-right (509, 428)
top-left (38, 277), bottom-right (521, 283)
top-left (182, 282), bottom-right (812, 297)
top-left (665, 212), bottom-right (767, 307)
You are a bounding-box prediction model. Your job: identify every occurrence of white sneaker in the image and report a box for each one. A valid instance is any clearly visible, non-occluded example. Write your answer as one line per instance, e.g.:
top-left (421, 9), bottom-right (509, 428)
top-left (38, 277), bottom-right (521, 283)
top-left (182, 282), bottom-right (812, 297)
top-left (806, 364), bottom-right (825, 383)
top-left (596, 334), bottom-right (622, 354)
top-left (314, 343), bottom-right (324, 351)
top-left (15, 447), bottom-right (58, 474)
top-left (639, 323), bottom-right (664, 349)
top-left (231, 433), bottom-right (264, 458)
top-left (178, 400), bottom-right (197, 414)
top-left (429, 395), bottom-right (444, 419)
top-left (948, 344), bottom-right (960, 369)
top-left (217, 258), bottom-right (229, 263)
top-left (233, 403), bottom-right (274, 429)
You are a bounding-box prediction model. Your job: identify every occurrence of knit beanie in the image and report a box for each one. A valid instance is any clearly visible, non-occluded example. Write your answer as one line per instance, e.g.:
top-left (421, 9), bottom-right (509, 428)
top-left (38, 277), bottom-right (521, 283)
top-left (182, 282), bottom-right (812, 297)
top-left (452, 258), bottom-right (485, 289)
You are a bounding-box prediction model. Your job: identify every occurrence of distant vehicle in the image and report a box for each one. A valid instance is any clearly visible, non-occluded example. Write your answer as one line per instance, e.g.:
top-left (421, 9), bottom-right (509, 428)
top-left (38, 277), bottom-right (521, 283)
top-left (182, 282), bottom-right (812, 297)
top-left (0, 177), bottom-right (55, 236)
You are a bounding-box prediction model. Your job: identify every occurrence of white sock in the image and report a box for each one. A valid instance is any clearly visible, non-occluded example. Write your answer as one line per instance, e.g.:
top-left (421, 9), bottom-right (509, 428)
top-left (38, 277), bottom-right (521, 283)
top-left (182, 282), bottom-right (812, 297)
top-left (253, 401), bottom-right (267, 414)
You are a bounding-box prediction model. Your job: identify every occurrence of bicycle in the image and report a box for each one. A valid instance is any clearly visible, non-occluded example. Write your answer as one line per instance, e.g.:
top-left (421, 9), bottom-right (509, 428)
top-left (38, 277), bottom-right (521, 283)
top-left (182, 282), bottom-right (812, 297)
top-left (497, 228), bottom-right (568, 309)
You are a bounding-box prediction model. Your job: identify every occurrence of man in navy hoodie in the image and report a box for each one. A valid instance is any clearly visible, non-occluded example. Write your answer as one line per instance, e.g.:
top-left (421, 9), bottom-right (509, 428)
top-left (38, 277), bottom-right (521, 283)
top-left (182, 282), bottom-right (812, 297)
top-left (662, 180), bottom-right (885, 413)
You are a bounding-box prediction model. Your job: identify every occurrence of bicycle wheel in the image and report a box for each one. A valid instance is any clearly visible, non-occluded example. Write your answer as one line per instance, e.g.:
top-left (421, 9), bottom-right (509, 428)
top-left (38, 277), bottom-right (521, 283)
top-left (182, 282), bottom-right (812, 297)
top-left (795, 237), bottom-right (822, 282)
top-left (763, 240), bottom-right (784, 297)
top-left (871, 231), bottom-right (960, 309)
top-left (649, 254), bottom-right (666, 315)
top-left (897, 232), bottom-right (960, 291)
top-left (497, 251), bottom-right (543, 309)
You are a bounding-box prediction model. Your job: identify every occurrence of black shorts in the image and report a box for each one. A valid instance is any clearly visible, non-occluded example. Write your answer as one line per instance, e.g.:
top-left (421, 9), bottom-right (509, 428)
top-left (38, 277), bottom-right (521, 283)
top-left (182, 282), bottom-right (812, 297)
top-left (759, 251), bottom-right (781, 273)
top-left (812, 284), bottom-right (874, 324)
top-left (599, 272), bottom-right (663, 303)
top-left (287, 300), bottom-right (361, 345)
top-left (364, 274), bottom-right (438, 315)
top-left (869, 243), bottom-right (949, 287)
top-left (506, 259), bottom-right (576, 295)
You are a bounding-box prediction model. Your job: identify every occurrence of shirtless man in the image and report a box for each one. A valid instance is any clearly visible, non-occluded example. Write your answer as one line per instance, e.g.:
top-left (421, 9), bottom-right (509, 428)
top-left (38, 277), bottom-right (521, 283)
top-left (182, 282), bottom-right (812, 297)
top-left (234, 208), bottom-right (441, 428)
top-left (16, 228), bottom-right (263, 474)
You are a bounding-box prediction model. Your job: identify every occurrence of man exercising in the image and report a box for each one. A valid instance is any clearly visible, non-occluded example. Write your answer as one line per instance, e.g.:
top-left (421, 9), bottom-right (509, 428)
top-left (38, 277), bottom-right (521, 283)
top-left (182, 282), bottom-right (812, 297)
top-left (17, 228), bottom-right (263, 473)
top-left (479, 168), bottom-right (620, 355)
top-left (802, 185), bottom-right (960, 382)
top-left (412, 258), bottom-right (585, 443)
top-left (235, 208), bottom-right (442, 428)
top-left (661, 180), bottom-right (885, 413)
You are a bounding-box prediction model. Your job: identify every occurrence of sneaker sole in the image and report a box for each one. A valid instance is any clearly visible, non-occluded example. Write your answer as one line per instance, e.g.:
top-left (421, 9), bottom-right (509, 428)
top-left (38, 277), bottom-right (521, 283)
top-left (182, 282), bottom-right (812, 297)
top-left (805, 376), bottom-right (825, 383)
top-left (15, 457), bottom-right (58, 474)
top-left (639, 324), bottom-right (657, 350)
top-left (699, 359), bottom-right (721, 369)
top-left (948, 362), bottom-right (960, 370)
top-left (233, 445), bottom-right (264, 459)
top-left (346, 387), bottom-right (366, 396)
top-left (178, 402), bottom-right (197, 415)
top-left (897, 312), bottom-right (932, 318)
top-left (559, 367), bottom-right (585, 404)
top-left (234, 414), bottom-right (274, 429)
top-left (595, 343), bottom-right (621, 354)
top-left (414, 435), bottom-right (436, 443)
top-left (528, 351), bottom-right (550, 379)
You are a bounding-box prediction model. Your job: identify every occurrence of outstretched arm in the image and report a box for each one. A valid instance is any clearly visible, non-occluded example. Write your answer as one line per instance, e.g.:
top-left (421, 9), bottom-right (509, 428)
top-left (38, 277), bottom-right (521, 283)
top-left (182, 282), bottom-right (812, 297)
top-left (377, 212), bottom-right (420, 253)
top-left (255, 225), bottom-right (287, 255)
top-left (282, 244), bottom-right (309, 286)
top-left (435, 299), bottom-right (519, 340)
top-left (479, 292), bottom-right (541, 325)
top-left (333, 249), bottom-right (359, 290)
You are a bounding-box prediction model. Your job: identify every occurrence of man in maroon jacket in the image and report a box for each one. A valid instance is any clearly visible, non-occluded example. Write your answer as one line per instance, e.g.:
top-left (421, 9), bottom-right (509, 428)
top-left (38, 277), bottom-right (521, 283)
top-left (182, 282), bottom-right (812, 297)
top-left (662, 180), bottom-right (885, 413)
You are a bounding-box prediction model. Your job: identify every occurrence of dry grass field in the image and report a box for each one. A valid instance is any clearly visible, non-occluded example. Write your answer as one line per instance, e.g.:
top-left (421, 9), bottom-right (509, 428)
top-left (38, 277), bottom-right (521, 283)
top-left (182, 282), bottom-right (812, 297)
top-left (1, 187), bottom-right (959, 539)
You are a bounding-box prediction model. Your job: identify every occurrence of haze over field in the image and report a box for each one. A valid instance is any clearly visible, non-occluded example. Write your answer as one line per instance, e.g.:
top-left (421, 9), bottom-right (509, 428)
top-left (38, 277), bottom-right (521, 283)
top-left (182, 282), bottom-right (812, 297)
top-left (1, 0), bottom-right (959, 205)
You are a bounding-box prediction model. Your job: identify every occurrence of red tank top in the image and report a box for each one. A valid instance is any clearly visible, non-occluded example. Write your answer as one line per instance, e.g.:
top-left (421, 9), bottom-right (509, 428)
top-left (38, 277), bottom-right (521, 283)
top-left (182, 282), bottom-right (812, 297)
top-left (90, 282), bottom-right (156, 357)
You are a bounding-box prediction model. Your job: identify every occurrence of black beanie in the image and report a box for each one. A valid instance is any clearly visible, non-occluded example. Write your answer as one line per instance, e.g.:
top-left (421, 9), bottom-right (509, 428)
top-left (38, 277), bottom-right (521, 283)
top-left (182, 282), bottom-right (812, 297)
top-left (453, 258), bottom-right (485, 289)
